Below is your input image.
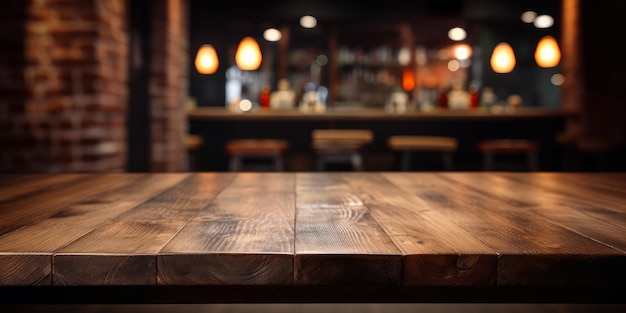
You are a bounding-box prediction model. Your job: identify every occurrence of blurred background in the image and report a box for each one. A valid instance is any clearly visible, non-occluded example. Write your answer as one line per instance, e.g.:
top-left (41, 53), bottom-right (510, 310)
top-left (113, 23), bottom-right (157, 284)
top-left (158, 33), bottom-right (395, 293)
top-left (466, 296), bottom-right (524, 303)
top-left (1, 0), bottom-right (624, 173)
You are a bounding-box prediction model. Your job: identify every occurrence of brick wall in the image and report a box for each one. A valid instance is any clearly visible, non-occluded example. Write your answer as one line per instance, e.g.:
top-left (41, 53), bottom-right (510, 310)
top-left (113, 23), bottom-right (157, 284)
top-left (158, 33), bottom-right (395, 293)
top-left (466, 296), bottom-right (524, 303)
top-left (149, 0), bottom-right (188, 172)
top-left (0, 0), bottom-right (190, 173)
top-left (0, 0), bottom-right (129, 173)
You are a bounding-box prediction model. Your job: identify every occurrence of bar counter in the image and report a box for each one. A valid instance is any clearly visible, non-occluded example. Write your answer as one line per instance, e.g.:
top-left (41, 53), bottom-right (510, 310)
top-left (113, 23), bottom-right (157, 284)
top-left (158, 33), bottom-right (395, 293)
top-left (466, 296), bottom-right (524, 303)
top-left (188, 106), bottom-right (566, 121)
top-left (188, 107), bottom-right (567, 171)
top-left (1, 172), bottom-right (624, 303)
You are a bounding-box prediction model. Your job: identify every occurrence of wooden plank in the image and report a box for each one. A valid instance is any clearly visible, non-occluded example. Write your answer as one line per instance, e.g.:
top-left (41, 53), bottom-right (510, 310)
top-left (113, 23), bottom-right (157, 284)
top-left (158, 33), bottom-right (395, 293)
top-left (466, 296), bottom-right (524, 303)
top-left (54, 173), bottom-right (234, 286)
top-left (158, 173), bottom-right (295, 286)
top-left (294, 173), bottom-right (402, 285)
top-left (0, 254), bottom-right (51, 286)
top-left (0, 174), bottom-right (85, 201)
top-left (560, 173), bottom-right (626, 195)
top-left (441, 173), bottom-right (626, 251)
top-left (499, 173), bottom-right (626, 212)
top-left (383, 173), bottom-right (625, 287)
top-left (0, 174), bottom-right (146, 235)
top-left (0, 173), bottom-right (189, 286)
top-left (343, 173), bottom-right (497, 286)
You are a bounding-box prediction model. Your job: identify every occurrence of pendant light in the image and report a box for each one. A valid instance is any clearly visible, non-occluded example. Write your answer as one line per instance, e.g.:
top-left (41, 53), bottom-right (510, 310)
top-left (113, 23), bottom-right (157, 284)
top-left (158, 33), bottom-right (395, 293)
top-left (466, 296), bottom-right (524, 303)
top-left (235, 37), bottom-right (262, 71)
top-left (194, 44), bottom-right (219, 74)
top-left (490, 42), bottom-right (516, 73)
top-left (535, 36), bottom-right (561, 68)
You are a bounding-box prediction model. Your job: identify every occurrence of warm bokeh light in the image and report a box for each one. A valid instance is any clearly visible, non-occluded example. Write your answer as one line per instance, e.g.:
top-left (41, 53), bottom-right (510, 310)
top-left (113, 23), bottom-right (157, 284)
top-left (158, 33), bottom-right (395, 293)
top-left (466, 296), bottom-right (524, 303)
top-left (300, 15), bottom-right (317, 28)
top-left (235, 37), bottom-right (262, 70)
top-left (453, 44), bottom-right (472, 60)
top-left (534, 15), bottom-right (554, 28)
top-left (398, 47), bottom-right (411, 65)
top-left (239, 99), bottom-right (253, 112)
top-left (551, 73), bottom-right (565, 86)
top-left (448, 60), bottom-right (460, 71)
top-left (194, 44), bottom-right (219, 74)
top-left (263, 28), bottom-right (282, 42)
top-left (448, 27), bottom-right (467, 41)
top-left (535, 36), bottom-right (561, 67)
top-left (401, 67), bottom-right (415, 91)
top-left (521, 11), bottom-right (537, 23)
top-left (490, 42), bottom-right (516, 73)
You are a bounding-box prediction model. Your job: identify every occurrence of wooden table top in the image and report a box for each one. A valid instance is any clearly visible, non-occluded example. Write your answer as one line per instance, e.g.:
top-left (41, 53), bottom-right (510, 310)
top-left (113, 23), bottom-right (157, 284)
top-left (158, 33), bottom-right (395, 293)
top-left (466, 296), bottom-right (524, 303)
top-left (0, 172), bottom-right (624, 303)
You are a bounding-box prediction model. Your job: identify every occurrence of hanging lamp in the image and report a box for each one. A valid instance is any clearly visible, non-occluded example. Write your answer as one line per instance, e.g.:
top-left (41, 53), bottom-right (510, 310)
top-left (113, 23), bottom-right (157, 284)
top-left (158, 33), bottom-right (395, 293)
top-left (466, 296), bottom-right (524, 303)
top-left (535, 36), bottom-right (561, 68)
top-left (490, 42), bottom-right (516, 73)
top-left (194, 44), bottom-right (219, 74)
top-left (235, 37), bottom-right (262, 71)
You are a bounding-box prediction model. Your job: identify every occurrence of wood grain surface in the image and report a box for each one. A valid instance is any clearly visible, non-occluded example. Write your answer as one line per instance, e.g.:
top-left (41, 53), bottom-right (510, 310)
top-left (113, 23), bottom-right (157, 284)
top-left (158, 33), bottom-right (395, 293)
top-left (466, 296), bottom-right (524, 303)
top-left (158, 173), bottom-right (295, 285)
top-left (295, 173), bottom-right (402, 285)
top-left (0, 172), bottom-right (624, 301)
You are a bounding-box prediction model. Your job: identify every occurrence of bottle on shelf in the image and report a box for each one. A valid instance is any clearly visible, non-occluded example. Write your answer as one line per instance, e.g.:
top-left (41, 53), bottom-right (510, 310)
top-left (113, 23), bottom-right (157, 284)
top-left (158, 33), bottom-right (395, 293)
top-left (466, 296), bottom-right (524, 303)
top-left (259, 84), bottom-right (271, 109)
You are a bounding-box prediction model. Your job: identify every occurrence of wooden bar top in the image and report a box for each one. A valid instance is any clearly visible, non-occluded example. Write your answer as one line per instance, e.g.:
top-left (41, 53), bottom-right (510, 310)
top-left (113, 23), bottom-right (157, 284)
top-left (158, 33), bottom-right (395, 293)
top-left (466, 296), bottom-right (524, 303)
top-left (188, 107), bottom-right (567, 121)
top-left (0, 172), bottom-right (624, 303)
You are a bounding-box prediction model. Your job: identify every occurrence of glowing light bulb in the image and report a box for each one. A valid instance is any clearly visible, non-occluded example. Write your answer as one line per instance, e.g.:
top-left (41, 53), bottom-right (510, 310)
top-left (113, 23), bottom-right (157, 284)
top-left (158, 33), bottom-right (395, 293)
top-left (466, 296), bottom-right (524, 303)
top-left (448, 27), bottom-right (467, 41)
top-left (235, 37), bottom-right (262, 71)
top-left (535, 36), bottom-right (561, 68)
top-left (453, 44), bottom-right (472, 60)
top-left (300, 15), bottom-right (317, 28)
top-left (194, 44), bottom-right (219, 74)
top-left (490, 42), bottom-right (516, 73)
top-left (534, 15), bottom-right (554, 28)
top-left (263, 28), bottom-right (281, 42)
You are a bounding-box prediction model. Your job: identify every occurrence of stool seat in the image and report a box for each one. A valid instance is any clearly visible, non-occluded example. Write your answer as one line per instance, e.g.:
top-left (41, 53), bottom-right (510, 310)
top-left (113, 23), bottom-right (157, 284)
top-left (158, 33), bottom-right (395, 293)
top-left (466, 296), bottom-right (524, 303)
top-left (478, 139), bottom-right (539, 171)
top-left (478, 139), bottom-right (540, 154)
top-left (312, 129), bottom-right (373, 171)
top-left (226, 139), bottom-right (288, 155)
top-left (226, 139), bottom-right (289, 172)
top-left (388, 136), bottom-right (458, 171)
top-left (388, 136), bottom-right (458, 152)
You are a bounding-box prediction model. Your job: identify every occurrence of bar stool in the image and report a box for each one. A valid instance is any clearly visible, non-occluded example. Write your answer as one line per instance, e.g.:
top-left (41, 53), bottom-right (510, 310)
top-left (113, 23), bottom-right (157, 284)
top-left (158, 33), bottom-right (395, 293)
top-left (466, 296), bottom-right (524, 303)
top-left (478, 139), bottom-right (540, 171)
top-left (312, 129), bottom-right (373, 171)
top-left (387, 136), bottom-right (458, 171)
top-left (186, 134), bottom-right (204, 171)
top-left (225, 139), bottom-right (289, 172)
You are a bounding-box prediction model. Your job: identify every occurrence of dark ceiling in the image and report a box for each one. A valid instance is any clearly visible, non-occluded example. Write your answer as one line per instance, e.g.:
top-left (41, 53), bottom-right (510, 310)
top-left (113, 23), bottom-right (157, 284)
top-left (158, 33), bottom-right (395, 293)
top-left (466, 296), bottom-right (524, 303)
top-left (191, 0), bottom-right (561, 23)
top-left (190, 0), bottom-right (561, 49)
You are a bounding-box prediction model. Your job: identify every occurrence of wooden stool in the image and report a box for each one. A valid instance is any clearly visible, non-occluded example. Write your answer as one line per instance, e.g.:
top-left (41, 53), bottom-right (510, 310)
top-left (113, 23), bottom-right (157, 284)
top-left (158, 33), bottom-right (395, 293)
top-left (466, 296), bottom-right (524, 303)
top-left (312, 129), bottom-right (373, 171)
top-left (478, 139), bottom-right (540, 171)
top-left (387, 136), bottom-right (458, 171)
top-left (225, 139), bottom-right (289, 172)
top-left (186, 135), bottom-right (204, 171)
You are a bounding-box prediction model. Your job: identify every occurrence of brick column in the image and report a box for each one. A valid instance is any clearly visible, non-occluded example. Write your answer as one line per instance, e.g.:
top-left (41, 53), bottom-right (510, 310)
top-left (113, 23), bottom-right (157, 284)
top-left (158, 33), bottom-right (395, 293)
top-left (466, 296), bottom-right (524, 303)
top-left (149, 0), bottom-right (189, 172)
top-left (1, 0), bottom-right (190, 173)
top-left (560, 0), bottom-right (583, 137)
top-left (0, 0), bottom-right (128, 173)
